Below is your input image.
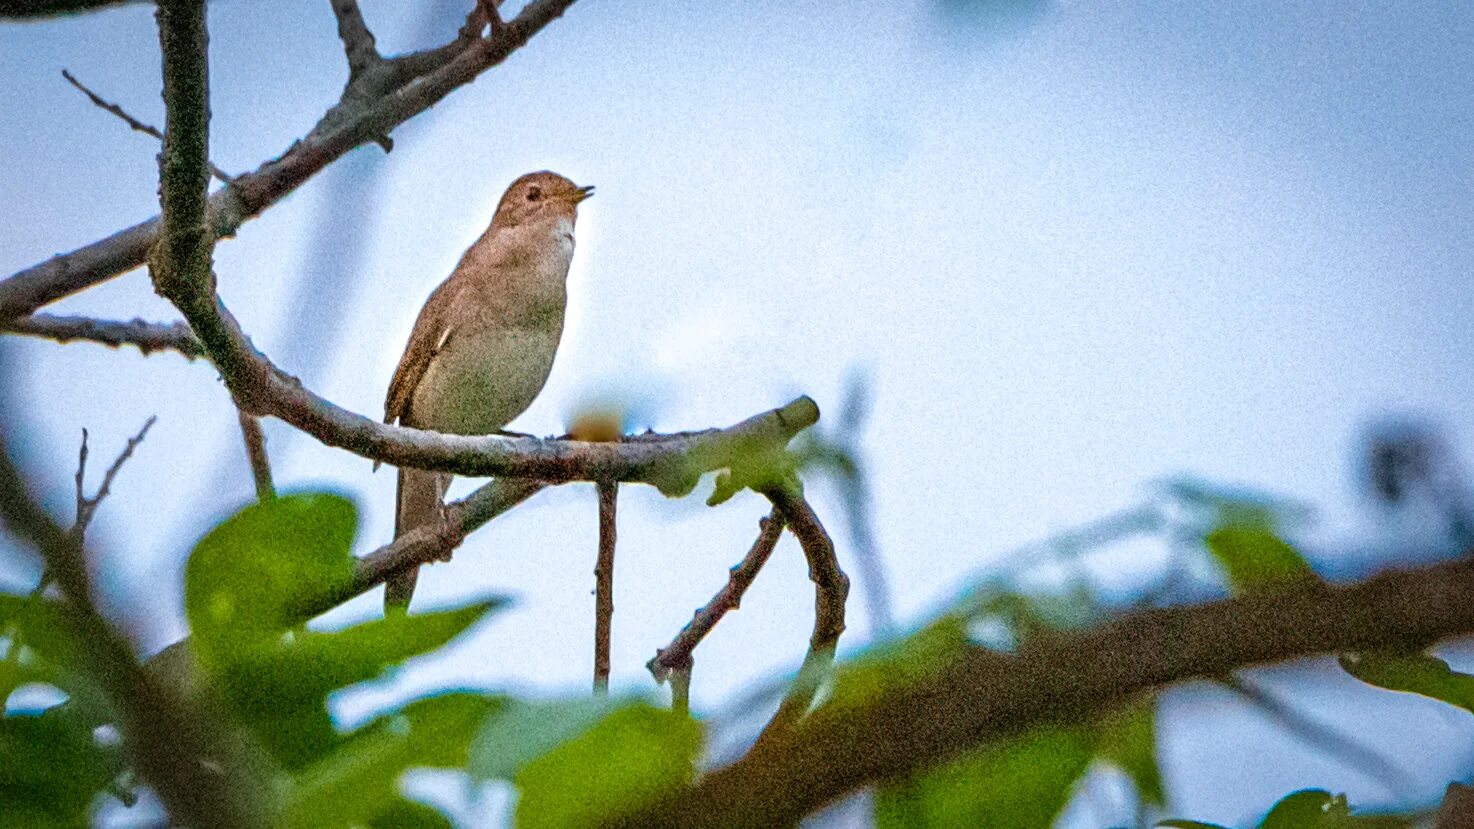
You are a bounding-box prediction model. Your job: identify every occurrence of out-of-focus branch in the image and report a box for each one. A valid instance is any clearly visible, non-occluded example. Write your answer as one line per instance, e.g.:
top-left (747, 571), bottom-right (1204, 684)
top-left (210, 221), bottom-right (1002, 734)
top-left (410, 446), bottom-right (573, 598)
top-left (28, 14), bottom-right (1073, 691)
top-left (648, 511), bottom-right (785, 683)
top-left (0, 0), bottom-right (582, 322)
top-left (1437, 783), bottom-right (1474, 829)
top-left (2, 313), bottom-right (205, 358)
top-left (594, 481), bottom-right (617, 695)
top-left (61, 69), bottom-right (235, 183)
top-left (754, 486), bottom-right (848, 745)
top-left (617, 552), bottom-right (1474, 827)
top-left (328, 0), bottom-right (382, 79)
top-left (0, 434), bottom-right (266, 829)
top-left (1222, 674), bottom-right (1417, 797)
top-left (235, 411), bottom-right (274, 501)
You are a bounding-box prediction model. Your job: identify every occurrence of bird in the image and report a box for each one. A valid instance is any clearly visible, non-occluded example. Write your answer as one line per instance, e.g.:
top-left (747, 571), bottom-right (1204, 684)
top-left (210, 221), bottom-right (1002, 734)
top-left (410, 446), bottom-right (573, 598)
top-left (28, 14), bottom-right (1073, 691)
top-left (383, 170), bottom-right (593, 612)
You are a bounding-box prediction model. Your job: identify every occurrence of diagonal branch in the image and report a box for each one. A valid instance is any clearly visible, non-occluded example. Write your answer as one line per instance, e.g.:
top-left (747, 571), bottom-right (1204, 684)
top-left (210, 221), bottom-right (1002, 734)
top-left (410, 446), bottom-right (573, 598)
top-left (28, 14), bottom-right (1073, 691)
top-left (616, 551), bottom-right (1474, 827)
top-left (3, 313), bottom-right (205, 358)
top-left (61, 69), bottom-right (235, 183)
top-left (0, 0), bottom-right (583, 323)
top-left (328, 0), bottom-right (382, 79)
top-left (648, 510), bottom-right (785, 684)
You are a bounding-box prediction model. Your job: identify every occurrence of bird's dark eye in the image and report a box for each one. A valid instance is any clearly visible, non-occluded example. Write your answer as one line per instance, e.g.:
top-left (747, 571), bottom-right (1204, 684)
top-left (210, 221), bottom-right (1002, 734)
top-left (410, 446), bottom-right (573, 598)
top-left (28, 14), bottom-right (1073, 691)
top-left (526, 187), bottom-right (542, 202)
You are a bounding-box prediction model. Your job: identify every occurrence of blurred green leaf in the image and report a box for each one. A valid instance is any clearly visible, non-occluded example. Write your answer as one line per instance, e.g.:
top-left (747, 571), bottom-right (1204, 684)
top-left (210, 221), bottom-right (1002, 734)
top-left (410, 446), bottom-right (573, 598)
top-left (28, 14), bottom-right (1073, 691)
top-left (1, 595), bottom-right (111, 724)
top-left (874, 726), bottom-right (1093, 828)
top-left (1203, 523), bottom-right (1316, 593)
top-left (366, 797), bottom-right (455, 829)
top-left (829, 617), bottom-right (973, 711)
top-left (185, 492), bottom-right (357, 663)
top-left (225, 598), bottom-right (505, 769)
top-left (0, 711), bottom-right (118, 826)
top-left (470, 696), bottom-right (624, 781)
top-left (514, 703), bottom-right (702, 829)
top-left (1339, 651), bottom-right (1474, 715)
top-left (1259, 789), bottom-right (1345, 828)
top-left (1095, 695), bottom-right (1163, 806)
top-left (280, 693), bottom-right (503, 829)
top-left (471, 699), bottom-right (701, 827)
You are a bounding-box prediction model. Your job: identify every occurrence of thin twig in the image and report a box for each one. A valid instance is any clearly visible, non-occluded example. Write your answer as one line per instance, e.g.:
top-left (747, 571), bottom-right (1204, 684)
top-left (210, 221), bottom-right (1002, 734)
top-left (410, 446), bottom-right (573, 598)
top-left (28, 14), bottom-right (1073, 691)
top-left (1223, 674), bottom-right (1418, 798)
top-left (62, 69), bottom-right (235, 183)
top-left (328, 0), bottom-right (381, 79)
top-left (3, 313), bottom-right (205, 358)
top-left (593, 480), bottom-right (617, 696)
top-left (235, 411), bottom-right (274, 501)
top-left (648, 511), bottom-right (786, 683)
top-left (754, 486), bottom-right (849, 746)
top-left (73, 417), bottom-right (157, 538)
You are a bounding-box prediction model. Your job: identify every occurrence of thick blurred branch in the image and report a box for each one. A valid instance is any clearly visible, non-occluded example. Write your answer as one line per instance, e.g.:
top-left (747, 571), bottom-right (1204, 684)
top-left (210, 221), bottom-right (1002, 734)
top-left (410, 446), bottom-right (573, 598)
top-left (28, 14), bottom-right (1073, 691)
top-left (3, 313), bottom-right (205, 358)
top-left (618, 552), bottom-right (1474, 827)
top-left (0, 0), bottom-right (581, 322)
top-left (0, 431), bottom-right (265, 829)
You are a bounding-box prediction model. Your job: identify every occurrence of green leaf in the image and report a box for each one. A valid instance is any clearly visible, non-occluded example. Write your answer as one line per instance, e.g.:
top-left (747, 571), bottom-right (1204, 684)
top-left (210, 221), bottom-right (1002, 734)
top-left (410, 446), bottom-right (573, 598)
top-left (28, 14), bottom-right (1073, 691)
top-left (185, 492), bottom-right (357, 663)
top-left (366, 797), bottom-right (455, 829)
top-left (471, 699), bottom-right (702, 828)
top-left (1203, 522), bottom-right (1316, 593)
top-left (828, 616), bottom-right (973, 710)
top-left (279, 693), bottom-right (503, 829)
top-left (874, 726), bottom-right (1093, 828)
top-left (516, 703), bottom-right (702, 829)
top-left (0, 711), bottom-right (118, 825)
top-left (1259, 789), bottom-right (1343, 828)
top-left (223, 598), bottom-right (506, 769)
top-left (1339, 651), bottom-right (1474, 714)
top-left (1095, 696), bottom-right (1163, 806)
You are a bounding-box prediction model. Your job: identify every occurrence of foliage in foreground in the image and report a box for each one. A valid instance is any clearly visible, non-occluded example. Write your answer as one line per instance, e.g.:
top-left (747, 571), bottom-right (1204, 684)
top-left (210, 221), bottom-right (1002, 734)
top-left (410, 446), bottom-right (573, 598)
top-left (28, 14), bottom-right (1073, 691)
top-left (2, 485), bottom-right (1472, 827)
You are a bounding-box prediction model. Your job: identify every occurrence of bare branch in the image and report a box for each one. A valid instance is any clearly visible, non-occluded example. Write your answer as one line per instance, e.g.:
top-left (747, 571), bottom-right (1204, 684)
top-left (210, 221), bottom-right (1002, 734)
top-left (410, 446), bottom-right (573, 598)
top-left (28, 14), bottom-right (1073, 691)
top-left (0, 0), bottom-right (583, 323)
top-left (61, 69), bottom-right (235, 183)
top-left (3, 313), bottom-right (205, 358)
top-left (617, 552), bottom-right (1474, 827)
top-left (752, 486), bottom-right (848, 744)
top-left (593, 481), bottom-right (618, 695)
top-left (328, 0), bottom-right (382, 79)
top-left (236, 411), bottom-right (275, 501)
top-left (1437, 783), bottom-right (1474, 829)
top-left (72, 417), bottom-right (157, 538)
top-left (648, 511), bottom-right (785, 684)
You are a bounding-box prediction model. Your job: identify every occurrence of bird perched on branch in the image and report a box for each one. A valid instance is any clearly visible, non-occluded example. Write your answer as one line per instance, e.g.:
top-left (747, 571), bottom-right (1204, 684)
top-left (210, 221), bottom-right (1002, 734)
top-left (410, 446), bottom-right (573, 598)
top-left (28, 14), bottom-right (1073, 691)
top-left (383, 170), bottom-right (594, 612)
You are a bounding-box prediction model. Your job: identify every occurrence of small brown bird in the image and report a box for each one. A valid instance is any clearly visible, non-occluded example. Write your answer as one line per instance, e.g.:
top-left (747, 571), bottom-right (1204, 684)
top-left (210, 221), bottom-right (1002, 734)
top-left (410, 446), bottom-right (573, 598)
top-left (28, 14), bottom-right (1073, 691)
top-left (383, 171), bottom-right (593, 612)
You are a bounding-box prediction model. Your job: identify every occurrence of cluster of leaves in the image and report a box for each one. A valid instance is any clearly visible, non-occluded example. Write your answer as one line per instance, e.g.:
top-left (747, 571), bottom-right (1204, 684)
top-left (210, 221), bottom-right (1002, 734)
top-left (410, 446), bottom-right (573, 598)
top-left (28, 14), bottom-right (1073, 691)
top-left (6, 479), bottom-right (1474, 827)
top-left (1, 493), bottom-right (700, 828)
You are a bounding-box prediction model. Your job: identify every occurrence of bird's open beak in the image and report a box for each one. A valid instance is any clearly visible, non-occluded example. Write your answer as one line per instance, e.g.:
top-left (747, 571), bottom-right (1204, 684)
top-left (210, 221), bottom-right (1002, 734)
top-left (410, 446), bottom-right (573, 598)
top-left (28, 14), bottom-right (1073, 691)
top-left (571, 184), bottom-right (595, 204)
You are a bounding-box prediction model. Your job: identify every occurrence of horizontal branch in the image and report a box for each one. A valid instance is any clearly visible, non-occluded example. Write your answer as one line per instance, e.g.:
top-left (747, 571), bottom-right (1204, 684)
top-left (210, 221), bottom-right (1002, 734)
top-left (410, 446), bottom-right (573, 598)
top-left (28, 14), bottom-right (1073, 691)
top-left (0, 0), bottom-right (581, 322)
top-left (617, 552), bottom-right (1474, 826)
top-left (2, 313), bottom-right (205, 358)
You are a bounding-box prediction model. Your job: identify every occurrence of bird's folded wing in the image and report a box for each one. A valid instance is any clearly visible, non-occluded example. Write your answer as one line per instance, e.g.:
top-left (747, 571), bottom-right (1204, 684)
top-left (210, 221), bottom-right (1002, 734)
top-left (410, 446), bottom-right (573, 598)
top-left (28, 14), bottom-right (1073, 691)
top-left (384, 279), bottom-right (459, 426)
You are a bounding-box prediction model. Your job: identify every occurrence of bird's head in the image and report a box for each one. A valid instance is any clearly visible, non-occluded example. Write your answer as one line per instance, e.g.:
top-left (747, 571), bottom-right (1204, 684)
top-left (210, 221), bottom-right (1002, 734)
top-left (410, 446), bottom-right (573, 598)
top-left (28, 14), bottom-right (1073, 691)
top-left (490, 170), bottom-right (594, 230)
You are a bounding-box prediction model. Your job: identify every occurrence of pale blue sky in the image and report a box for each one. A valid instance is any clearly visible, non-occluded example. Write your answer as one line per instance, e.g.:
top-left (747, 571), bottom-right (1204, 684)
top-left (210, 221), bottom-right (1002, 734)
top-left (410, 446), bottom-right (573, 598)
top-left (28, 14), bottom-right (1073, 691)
top-left (4, 1), bottom-right (1474, 825)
